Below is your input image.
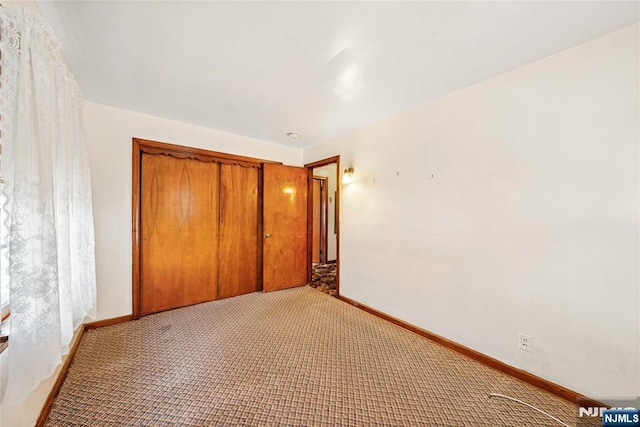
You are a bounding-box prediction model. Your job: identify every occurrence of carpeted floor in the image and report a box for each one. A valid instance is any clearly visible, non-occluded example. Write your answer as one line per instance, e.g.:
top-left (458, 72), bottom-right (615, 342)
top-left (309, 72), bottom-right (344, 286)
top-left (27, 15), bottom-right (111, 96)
top-left (46, 286), bottom-right (591, 426)
top-left (309, 263), bottom-right (337, 296)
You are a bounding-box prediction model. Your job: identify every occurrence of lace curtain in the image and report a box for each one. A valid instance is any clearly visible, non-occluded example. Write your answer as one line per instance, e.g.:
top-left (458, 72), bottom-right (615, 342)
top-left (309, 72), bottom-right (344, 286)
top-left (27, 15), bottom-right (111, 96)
top-left (0, 6), bottom-right (96, 403)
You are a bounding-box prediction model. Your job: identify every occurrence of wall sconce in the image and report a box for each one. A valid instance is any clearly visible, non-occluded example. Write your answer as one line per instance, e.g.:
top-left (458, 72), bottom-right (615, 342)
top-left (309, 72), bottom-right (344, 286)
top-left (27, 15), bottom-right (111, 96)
top-left (342, 167), bottom-right (355, 184)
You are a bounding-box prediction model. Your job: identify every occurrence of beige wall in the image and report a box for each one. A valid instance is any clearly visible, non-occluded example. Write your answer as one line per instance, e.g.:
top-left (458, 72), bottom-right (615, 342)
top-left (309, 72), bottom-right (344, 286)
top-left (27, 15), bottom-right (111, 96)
top-left (304, 24), bottom-right (640, 400)
top-left (83, 102), bottom-right (302, 321)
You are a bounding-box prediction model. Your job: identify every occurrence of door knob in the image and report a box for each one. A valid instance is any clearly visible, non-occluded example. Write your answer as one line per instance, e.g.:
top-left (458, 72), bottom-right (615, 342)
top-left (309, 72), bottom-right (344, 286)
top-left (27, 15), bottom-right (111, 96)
top-left (264, 233), bottom-right (271, 239)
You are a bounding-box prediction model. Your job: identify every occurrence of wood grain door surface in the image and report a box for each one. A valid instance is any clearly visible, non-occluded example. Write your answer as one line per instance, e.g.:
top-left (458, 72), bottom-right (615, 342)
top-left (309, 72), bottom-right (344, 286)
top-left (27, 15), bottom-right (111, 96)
top-left (140, 154), bottom-right (219, 315)
top-left (262, 163), bottom-right (308, 292)
top-left (218, 164), bottom-right (260, 299)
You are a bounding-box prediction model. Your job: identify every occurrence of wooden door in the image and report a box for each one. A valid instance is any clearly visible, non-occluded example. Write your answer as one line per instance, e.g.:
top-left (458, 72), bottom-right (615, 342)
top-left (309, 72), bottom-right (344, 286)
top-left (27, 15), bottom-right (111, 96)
top-left (262, 164), bottom-right (308, 292)
top-left (218, 164), bottom-right (260, 299)
top-left (140, 154), bottom-right (219, 315)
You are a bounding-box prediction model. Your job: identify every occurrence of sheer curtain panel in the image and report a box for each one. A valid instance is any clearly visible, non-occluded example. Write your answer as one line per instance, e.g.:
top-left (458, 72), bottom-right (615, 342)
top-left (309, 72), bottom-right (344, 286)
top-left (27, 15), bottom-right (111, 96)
top-left (0, 5), bottom-right (97, 403)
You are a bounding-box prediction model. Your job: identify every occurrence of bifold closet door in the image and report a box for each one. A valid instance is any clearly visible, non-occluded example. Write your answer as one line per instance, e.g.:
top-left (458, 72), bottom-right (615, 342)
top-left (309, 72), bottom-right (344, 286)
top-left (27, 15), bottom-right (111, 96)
top-left (217, 164), bottom-right (260, 299)
top-left (140, 154), bottom-right (219, 315)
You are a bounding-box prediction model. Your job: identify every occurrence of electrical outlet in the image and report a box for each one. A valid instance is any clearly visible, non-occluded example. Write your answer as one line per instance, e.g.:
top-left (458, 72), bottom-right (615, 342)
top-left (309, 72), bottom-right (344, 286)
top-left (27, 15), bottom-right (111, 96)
top-left (519, 333), bottom-right (532, 352)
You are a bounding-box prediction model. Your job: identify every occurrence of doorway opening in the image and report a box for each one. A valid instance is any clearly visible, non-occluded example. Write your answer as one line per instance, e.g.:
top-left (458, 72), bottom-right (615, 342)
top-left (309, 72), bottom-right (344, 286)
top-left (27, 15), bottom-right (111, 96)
top-left (312, 175), bottom-right (328, 264)
top-left (305, 156), bottom-right (339, 297)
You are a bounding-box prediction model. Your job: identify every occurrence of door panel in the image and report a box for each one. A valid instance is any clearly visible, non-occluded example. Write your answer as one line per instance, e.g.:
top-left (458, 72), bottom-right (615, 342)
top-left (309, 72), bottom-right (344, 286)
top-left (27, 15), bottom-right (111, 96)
top-left (140, 154), bottom-right (218, 315)
top-left (263, 164), bottom-right (308, 292)
top-left (312, 179), bottom-right (321, 263)
top-left (218, 164), bottom-right (260, 299)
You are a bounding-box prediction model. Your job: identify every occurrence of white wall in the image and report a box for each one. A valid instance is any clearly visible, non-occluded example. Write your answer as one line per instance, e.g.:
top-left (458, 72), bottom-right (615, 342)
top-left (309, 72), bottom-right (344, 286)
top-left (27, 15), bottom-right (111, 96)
top-left (305, 24), bottom-right (639, 400)
top-left (84, 102), bottom-right (302, 320)
top-left (313, 164), bottom-right (338, 261)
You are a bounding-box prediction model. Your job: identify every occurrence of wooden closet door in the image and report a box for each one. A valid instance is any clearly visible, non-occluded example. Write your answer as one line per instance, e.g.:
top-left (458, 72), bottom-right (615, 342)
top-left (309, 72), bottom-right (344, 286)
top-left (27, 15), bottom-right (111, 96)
top-left (140, 154), bottom-right (219, 315)
top-left (218, 164), bottom-right (260, 299)
top-left (262, 164), bottom-right (308, 292)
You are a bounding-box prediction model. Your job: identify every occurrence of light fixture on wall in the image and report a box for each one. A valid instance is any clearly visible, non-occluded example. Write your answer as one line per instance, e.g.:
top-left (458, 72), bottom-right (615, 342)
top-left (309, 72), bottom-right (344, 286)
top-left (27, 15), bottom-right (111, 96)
top-left (342, 167), bottom-right (355, 184)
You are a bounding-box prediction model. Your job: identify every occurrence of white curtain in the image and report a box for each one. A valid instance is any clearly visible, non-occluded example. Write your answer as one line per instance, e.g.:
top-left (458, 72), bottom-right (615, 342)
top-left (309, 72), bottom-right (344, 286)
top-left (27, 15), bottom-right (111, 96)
top-left (0, 6), bottom-right (96, 403)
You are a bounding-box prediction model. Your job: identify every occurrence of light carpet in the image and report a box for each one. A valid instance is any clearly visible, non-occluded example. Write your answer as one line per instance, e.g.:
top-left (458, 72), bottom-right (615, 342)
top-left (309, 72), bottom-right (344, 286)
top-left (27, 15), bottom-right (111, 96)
top-left (46, 286), bottom-right (592, 426)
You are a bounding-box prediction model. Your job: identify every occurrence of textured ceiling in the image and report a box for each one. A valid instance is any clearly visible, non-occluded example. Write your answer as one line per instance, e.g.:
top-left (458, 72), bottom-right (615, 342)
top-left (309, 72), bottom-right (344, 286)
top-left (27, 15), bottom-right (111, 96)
top-left (36, 1), bottom-right (639, 148)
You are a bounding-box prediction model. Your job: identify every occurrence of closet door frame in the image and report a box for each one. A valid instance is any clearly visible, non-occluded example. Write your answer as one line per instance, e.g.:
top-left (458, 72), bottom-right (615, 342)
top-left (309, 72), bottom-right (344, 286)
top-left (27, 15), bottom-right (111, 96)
top-left (132, 138), bottom-right (280, 319)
